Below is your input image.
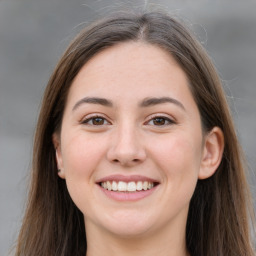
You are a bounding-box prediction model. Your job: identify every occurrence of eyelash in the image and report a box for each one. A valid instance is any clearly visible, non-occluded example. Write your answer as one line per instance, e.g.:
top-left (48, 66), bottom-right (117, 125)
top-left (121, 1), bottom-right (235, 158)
top-left (145, 116), bottom-right (175, 126)
top-left (81, 115), bottom-right (175, 127)
top-left (81, 115), bottom-right (110, 126)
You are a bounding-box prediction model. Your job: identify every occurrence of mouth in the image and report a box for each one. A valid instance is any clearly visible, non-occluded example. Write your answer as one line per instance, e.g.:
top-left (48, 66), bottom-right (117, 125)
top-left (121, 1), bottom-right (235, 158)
top-left (99, 180), bottom-right (158, 192)
top-left (96, 175), bottom-right (160, 201)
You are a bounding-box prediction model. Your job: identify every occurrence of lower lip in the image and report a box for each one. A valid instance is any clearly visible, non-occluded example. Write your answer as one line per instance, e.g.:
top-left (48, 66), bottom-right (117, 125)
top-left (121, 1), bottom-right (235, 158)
top-left (98, 185), bottom-right (158, 201)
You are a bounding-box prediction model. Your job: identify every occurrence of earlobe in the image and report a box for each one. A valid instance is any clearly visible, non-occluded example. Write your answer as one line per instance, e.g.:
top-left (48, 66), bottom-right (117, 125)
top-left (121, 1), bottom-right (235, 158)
top-left (199, 127), bottom-right (224, 180)
top-left (52, 133), bottom-right (65, 179)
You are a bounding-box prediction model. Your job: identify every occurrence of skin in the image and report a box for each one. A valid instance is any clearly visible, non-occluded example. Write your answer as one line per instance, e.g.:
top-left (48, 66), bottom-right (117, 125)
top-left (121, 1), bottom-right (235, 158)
top-left (53, 42), bottom-right (224, 256)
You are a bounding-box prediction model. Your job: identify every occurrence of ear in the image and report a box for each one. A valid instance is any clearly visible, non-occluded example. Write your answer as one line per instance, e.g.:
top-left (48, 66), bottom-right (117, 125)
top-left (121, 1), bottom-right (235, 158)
top-left (199, 127), bottom-right (224, 180)
top-left (52, 133), bottom-right (65, 179)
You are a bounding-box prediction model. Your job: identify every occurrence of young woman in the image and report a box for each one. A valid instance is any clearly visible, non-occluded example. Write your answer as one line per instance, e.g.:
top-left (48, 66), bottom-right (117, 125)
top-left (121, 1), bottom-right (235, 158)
top-left (15, 11), bottom-right (255, 256)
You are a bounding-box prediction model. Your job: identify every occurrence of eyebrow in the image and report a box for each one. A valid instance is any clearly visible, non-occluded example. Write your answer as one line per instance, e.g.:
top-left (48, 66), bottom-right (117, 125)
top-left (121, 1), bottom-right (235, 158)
top-left (72, 97), bottom-right (113, 111)
top-left (140, 97), bottom-right (185, 110)
top-left (72, 96), bottom-right (185, 111)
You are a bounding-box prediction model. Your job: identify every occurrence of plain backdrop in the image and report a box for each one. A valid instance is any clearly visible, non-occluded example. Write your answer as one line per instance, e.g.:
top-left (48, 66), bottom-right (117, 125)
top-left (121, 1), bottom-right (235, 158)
top-left (1, 0), bottom-right (256, 255)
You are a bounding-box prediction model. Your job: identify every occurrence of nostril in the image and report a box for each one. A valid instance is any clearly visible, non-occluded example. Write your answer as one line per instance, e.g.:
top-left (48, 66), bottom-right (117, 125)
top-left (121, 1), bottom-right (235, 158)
top-left (110, 157), bottom-right (144, 166)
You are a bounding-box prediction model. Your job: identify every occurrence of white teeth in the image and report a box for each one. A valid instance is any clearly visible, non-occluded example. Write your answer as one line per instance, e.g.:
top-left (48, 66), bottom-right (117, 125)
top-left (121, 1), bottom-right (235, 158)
top-left (118, 181), bottom-right (127, 191)
top-left (137, 181), bottom-right (143, 191)
top-left (142, 181), bottom-right (148, 190)
top-left (107, 181), bottom-right (111, 191)
top-left (100, 181), bottom-right (156, 192)
top-left (112, 181), bottom-right (118, 191)
top-left (148, 182), bottom-right (153, 189)
top-left (127, 182), bottom-right (136, 192)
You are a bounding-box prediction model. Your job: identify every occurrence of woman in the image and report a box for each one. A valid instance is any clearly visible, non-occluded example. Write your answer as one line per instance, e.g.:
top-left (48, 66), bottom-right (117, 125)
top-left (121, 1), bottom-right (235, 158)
top-left (15, 11), bottom-right (255, 256)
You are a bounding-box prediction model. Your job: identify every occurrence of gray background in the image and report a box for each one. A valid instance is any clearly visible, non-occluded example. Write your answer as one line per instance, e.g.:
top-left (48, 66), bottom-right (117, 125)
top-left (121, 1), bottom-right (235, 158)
top-left (1, 0), bottom-right (256, 255)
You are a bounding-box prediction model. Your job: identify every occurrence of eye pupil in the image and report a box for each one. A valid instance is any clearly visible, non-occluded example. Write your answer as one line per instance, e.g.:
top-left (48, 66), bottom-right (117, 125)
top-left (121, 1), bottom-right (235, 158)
top-left (92, 117), bottom-right (104, 125)
top-left (153, 118), bottom-right (165, 125)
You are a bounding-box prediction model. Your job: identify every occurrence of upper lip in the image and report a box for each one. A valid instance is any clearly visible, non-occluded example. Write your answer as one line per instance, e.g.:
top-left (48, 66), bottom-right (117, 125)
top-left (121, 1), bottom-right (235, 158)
top-left (96, 175), bottom-right (160, 184)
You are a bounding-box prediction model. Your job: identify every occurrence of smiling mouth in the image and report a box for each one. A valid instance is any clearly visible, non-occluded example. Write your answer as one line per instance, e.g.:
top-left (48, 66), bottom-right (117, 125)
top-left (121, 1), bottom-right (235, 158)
top-left (99, 181), bottom-right (159, 192)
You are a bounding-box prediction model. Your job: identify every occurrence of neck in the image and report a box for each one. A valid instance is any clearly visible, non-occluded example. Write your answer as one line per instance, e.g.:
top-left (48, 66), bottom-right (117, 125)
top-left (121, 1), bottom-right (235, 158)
top-left (85, 219), bottom-right (189, 256)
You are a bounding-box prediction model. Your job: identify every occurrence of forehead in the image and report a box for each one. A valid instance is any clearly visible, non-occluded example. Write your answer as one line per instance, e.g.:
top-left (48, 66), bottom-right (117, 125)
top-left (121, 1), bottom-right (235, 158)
top-left (66, 42), bottom-right (196, 111)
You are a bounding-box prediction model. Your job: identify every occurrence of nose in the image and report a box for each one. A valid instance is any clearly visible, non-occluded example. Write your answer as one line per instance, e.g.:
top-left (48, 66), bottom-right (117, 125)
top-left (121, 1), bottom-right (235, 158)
top-left (107, 124), bottom-right (146, 167)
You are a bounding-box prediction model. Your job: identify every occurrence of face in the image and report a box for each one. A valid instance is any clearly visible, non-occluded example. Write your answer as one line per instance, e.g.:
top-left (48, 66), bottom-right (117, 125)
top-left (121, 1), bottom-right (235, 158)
top-left (54, 42), bottom-right (215, 239)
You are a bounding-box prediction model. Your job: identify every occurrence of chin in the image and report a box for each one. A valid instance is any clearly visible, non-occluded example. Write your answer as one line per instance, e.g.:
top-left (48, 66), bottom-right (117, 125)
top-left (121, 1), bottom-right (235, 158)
top-left (105, 224), bottom-right (152, 238)
top-left (99, 210), bottom-right (156, 238)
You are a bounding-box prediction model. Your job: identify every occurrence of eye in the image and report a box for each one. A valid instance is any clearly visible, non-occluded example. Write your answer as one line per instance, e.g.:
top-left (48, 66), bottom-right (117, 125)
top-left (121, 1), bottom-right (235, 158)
top-left (81, 116), bottom-right (110, 126)
top-left (146, 116), bottom-right (175, 126)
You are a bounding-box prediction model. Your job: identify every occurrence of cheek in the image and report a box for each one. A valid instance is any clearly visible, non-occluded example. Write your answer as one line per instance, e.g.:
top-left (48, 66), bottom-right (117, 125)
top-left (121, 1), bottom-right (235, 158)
top-left (149, 134), bottom-right (202, 191)
top-left (60, 133), bottom-right (107, 214)
top-left (61, 133), bottom-right (106, 180)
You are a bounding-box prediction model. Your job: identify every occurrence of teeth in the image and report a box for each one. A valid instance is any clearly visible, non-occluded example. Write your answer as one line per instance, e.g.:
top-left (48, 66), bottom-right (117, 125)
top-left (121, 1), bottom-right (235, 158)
top-left (112, 181), bottom-right (118, 191)
top-left (127, 182), bottom-right (136, 192)
top-left (142, 181), bottom-right (148, 190)
top-left (100, 181), bottom-right (155, 192)
top-left (137, 181), bottom-right (143, 191)
top-left (148, 182), bottom-right (153, 189)
top-left (107, 181), bottom-right (111, 190)
top-left (118, 181), bottom-right (127, 191)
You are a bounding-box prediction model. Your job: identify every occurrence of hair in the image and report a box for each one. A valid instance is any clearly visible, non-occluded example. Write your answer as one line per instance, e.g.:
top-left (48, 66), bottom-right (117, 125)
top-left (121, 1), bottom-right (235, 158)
top-left (15, 11), bottom-right (255, 256)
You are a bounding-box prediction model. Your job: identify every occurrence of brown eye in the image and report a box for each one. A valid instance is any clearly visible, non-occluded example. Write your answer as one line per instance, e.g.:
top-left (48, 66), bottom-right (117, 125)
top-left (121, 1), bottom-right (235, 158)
top-left (147, 116), bottom-right (175, 126)
top-left (82, 116), bottom-right (109, 126)
top-left (92, 117), bottom-right (104, 125)
top-left (153, 118), bottom-right (166, 126)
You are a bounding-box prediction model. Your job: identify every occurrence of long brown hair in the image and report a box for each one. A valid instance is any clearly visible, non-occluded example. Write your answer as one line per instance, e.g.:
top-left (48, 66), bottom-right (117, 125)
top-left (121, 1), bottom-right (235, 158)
top-left (15, 11), bottom-right (255, 256)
